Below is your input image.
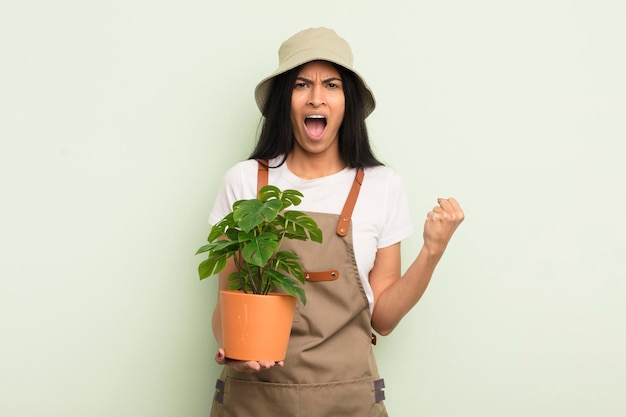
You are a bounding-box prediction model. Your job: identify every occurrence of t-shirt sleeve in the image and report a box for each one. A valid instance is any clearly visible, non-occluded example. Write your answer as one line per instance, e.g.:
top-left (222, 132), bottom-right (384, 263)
top-left (377, 171), bottom-right (415, 249)
top-left (208, 161), bottom-right (257, 225)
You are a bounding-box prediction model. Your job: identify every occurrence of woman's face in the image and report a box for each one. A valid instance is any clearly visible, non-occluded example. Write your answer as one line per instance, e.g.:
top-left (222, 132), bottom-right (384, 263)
top-left (290, 61), bottom-right (345, 158)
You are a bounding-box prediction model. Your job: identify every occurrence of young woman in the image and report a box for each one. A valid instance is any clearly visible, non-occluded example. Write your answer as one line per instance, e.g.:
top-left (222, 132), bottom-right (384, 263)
top-left (207, 27), bottom-right (464, 417)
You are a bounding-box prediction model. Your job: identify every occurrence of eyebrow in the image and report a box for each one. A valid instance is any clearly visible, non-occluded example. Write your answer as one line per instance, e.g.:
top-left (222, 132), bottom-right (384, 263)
top-left (296, 76), bottom-right (342, 84)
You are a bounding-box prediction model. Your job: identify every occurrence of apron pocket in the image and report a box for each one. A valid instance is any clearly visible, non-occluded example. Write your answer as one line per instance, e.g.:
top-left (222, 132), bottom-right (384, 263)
top-left (219, 377), bottom-right (299, 416)
top-left (298, 377), bottom-right (387, 417)
top-left (212, 376), bottom-right (387, 417)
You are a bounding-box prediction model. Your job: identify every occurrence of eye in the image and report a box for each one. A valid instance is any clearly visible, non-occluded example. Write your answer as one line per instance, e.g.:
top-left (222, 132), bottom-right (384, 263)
top-left (294, 82), bottom-right (308, 89)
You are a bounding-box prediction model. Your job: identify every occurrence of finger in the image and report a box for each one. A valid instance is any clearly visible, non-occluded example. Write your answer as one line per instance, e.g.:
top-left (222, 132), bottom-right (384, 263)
top-left (216, 350), bottom-right (258, 372)
top-left (439, 197), bottom-right (464, 212)
top-left (259, 359), bottom-right (285, 368)
top-left (238, 361), bottom-right (262, 373)
top-left (437, 198), bottom-right (454, 212)
top-left (437, 198), bottom-right (465, 221)
top-left (444, 197), bottom-right (463, 212)
top-left (444, 199), bottom-right (464, 223)
top-left (215, 348), bottom-right (227, 365)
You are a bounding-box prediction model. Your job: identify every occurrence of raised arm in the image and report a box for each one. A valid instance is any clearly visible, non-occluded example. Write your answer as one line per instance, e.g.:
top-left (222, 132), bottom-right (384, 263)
top-left (370, 198), bottom-right (464, 335)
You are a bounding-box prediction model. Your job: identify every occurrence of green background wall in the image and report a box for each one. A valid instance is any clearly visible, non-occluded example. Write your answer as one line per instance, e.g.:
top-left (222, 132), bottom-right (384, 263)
top-left (1, 1), bottom-right (624, 415)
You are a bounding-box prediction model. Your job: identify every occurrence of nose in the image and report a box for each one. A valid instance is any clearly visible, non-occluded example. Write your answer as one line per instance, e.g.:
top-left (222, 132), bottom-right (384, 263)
top-left (308, 84), bottom-right (325, 107)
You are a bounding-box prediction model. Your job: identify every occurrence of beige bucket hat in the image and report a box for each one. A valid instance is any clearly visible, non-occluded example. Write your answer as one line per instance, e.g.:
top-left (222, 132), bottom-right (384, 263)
top-left (254, 27), bottom-right (376, 118)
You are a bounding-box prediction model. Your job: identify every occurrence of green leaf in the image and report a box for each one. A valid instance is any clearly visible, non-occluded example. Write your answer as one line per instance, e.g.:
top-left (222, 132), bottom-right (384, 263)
top-left (210, 239), bottom-right (240, 253)
top-left (240, 232), bottom-right (279, 267)
top-left (283, 211), bottom-right (323, 243)
top-left (208, 213), bottom-right (235, 242)
top-left (258, 186), bottom-right (304, 210)
top-left (263, 269), bottom-right (306, 304)
top-left (258, 185), bottom-right (282, 202)
top-left (278, 189), bottom-right (304, 210)
top-left (227, 271), bottom-right (244, 291)
top-left (195, 242), bottom-right (216, 255)
top-left (234, 199), bottom-right (283, 232)
top-left (273, 251), bottom-right (305, 282)
top-left (198, 254), bottom-right (228, 279)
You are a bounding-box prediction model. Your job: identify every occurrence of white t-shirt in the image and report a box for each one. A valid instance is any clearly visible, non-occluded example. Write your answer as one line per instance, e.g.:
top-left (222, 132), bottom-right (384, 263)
top-left (208, 158), bottom-right (415, 311)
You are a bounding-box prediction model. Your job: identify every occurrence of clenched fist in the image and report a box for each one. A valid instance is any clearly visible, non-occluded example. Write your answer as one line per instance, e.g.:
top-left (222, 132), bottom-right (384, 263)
top-left (423, 197), bottom-right (465, 257)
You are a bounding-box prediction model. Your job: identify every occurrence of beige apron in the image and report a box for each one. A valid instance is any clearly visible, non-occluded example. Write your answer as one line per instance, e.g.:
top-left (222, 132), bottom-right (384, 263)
top-left (210, 161), bottom-right (388, 417)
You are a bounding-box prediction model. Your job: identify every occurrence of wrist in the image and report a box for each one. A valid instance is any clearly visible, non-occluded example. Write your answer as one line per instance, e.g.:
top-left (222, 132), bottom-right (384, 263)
top-left (421, 242), bottom-right (445, 260)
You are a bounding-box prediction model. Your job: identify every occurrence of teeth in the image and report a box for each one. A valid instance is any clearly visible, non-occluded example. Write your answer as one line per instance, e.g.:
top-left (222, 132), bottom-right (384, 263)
top-left (306, 115), bottom-right (326, 119)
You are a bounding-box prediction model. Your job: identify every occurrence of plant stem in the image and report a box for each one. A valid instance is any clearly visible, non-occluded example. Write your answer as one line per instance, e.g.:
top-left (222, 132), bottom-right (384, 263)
top-left (261, 266), bottom-right (269, 295)
top-left (233, 253), bottom-right (245, 294)
top-left (246, 261), bottom-right (258, 294)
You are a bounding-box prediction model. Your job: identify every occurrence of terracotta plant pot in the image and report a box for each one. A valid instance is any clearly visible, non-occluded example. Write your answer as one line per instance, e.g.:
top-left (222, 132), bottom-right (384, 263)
top-left (220, 290), bottom-right (297, 361)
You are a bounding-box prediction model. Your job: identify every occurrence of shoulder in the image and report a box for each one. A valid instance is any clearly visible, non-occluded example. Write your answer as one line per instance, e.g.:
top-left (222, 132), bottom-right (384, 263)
top-left (222, 159), bottom-right (259, 183)
top-left (208, 159), bottom-right (261, 225)
top-left (216, 159), bottom-right (259, 203)
top-left (220, 159), bottom-right (263, 195)
top-left (357, 164), bottom-right (411, 226)
top-left (362, 165), bottom-right (406, 191)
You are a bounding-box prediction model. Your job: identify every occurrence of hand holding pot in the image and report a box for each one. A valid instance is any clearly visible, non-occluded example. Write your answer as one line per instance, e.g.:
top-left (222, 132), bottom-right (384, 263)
top-left (215, 348), bottom-right (284, 373)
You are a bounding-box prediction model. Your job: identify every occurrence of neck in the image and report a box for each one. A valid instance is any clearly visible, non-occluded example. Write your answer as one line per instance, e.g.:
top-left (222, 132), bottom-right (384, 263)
top-left (286, 151), bottom-right (346, 180)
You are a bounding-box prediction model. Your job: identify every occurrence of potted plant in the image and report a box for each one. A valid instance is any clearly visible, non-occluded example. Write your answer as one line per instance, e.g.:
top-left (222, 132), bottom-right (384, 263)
top-left (196, 185), bottom-right (322, 361)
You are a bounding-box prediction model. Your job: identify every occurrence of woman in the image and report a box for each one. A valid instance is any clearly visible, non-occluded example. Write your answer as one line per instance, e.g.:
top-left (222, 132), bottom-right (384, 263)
top-left (207, 27), bottom-right (464, 416)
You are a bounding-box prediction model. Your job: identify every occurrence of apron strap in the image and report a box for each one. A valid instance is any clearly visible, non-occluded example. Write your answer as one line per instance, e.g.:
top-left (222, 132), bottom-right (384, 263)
top-left (336, 167), bottom-right (364, 237)
top-left (256, 160), bottom-right (364, 237)
top-left (256, 159), bottom-right (269, 198)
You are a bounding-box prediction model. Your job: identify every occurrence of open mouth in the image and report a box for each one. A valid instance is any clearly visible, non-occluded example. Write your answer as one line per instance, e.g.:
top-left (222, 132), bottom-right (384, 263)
top-left (304, 115), bottom-right (327, 139)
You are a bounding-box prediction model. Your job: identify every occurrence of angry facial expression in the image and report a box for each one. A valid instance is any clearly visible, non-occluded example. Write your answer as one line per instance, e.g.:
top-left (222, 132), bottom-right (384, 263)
top-left (290, 61), bottom-right (345, 157)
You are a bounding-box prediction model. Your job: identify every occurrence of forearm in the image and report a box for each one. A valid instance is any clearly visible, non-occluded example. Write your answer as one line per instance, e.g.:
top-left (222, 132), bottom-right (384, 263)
top-left (371, 196), bottom-right (464, 335)
top-left (371, 245), bottom-right (442, 335)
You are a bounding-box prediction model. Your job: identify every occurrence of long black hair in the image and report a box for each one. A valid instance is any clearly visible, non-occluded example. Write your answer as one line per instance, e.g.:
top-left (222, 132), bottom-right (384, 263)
top-left (249, 61), bottom-right (383, 168)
